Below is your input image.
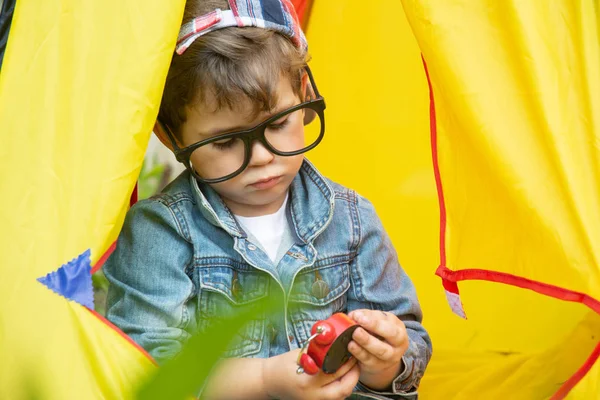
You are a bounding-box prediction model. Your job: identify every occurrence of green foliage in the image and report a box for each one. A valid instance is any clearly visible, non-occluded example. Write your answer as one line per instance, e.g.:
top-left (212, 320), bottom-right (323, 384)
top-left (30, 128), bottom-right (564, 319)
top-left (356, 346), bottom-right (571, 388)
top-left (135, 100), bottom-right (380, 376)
top-left (136, 300), bottom-right (277, 400)
top-left (92, 270), bottom-right (110, 316)
top-left (138, 155), bottom-right (168, 200)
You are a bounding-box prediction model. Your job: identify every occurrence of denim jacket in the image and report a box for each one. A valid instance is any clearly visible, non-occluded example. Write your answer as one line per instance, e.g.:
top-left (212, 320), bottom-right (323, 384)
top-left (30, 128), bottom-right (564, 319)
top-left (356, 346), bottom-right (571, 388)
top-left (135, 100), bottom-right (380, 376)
top-left (105, 160), bottom-right (432, 399)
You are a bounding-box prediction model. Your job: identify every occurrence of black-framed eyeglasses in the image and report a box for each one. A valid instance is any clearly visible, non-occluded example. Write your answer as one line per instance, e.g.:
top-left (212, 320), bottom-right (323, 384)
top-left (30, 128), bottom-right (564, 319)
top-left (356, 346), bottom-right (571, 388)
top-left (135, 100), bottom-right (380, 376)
top-left (161, 66), bottom-right (326, 183)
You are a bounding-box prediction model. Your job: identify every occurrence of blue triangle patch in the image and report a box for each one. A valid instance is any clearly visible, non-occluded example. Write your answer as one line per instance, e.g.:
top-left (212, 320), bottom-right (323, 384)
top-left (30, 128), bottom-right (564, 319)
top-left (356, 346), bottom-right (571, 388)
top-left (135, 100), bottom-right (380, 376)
top-left (37, 249), bottom-right (95, 310)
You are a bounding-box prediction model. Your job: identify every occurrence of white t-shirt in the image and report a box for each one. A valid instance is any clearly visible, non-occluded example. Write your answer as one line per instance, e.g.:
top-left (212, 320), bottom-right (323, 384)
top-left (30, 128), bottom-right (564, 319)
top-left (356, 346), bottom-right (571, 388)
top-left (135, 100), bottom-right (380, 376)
top-left (234, 194), bottom-right (289, 263)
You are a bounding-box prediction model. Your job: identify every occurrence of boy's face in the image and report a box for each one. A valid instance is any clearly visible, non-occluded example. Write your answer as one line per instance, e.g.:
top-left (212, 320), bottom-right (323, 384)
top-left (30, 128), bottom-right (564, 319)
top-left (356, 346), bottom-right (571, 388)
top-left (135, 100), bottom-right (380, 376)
top-left (179, 76), bottom-right (306, 217)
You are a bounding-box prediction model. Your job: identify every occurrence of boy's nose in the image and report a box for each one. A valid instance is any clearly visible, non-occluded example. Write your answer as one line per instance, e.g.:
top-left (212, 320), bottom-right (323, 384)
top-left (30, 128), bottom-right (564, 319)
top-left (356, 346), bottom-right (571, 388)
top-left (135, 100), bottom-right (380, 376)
top-left (248, 140), bottom-right (275, 166)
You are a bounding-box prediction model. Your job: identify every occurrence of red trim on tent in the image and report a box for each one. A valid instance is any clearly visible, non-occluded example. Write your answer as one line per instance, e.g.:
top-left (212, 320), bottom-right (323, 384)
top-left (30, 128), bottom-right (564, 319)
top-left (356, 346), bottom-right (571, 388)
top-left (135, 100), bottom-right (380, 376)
top-left (91, 183), bottom-right (138, 274)
top-left (86, 308), bottom-right (157, 366)
top-left (550, 340), bottom-right (600, 400)
top-left (423, 57), bottom-right (460, 296)
top-left (130, 182), bottom-right (138, 207)
top-left (88, 181), bottom-right (156, 364)
top-left (91, 242), bottom-right (116, 274)
top-left (436, 265), bottom-right (600, 314)
top-left (424, 56), bottom-right (600, 399)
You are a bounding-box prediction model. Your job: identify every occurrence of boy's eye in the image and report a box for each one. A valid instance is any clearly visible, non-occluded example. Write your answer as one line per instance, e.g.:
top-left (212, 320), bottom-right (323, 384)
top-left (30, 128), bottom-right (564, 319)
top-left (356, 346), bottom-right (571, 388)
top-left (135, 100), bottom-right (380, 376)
top-left (211, 138), bottom-right (238, 150)
top-left (267, 116), bottom-right (291, 131)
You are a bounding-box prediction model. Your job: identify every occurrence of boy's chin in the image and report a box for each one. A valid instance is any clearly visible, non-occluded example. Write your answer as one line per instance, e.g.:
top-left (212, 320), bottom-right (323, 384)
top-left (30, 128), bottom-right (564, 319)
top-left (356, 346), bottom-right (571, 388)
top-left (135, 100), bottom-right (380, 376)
top-left (220, 189), bottom-right (289, 216)
top-left (245, 188), bottom-right (288, 204)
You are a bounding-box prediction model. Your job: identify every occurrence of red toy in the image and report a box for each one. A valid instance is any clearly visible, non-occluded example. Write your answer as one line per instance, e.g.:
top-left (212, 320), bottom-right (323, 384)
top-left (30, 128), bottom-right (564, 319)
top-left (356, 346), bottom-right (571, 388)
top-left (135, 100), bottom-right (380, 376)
top-left (296, 313), bottom-right (359, 375)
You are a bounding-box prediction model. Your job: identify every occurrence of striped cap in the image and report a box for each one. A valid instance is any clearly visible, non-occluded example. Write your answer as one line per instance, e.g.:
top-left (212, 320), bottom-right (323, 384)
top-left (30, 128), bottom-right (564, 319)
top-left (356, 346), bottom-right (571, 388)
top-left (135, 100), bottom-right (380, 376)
top-left (176, 0), bottom-right (307, 55)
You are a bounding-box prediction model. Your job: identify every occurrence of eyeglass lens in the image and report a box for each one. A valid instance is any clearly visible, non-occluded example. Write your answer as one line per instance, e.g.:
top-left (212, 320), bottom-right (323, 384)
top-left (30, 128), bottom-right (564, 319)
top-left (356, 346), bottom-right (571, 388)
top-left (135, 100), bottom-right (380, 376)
top-left (190, 105), bottom-right (322, 181)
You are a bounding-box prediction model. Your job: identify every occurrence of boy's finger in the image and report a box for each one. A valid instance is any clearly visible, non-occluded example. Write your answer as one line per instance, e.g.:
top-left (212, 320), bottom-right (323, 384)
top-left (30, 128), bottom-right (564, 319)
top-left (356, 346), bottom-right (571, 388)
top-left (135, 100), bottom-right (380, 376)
top-left (319, 357), bottom-right (358, 385)
top-left (347, 340), bottom-right (375, 365)
top-left (351, 327), bottom-right (395, 361)
top-left (352, 310), bottom-right (391, 336)
top-left (320, 364), bottom-right (360, 400)
top-left (352, 310), bottom-right (406, 346)
top-left (338, 363), bottom-right (360, 387)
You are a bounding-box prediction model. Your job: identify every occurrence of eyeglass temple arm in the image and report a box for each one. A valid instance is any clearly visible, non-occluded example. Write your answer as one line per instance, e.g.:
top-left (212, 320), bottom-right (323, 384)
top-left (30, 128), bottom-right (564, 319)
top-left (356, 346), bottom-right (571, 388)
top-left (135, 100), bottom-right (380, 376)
top-left (156, 119), bottom-right (183, 153)
top-left (304, 65), bottom-right (321, 99)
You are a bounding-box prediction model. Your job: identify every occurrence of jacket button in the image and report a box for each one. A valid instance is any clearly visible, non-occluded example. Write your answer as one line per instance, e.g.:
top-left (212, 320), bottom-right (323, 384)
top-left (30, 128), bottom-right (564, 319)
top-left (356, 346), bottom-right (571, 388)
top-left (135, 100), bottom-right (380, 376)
top-left (311, 279), bottom-right (330, 299)
top-left (247, 244), bottom-right (257, 251)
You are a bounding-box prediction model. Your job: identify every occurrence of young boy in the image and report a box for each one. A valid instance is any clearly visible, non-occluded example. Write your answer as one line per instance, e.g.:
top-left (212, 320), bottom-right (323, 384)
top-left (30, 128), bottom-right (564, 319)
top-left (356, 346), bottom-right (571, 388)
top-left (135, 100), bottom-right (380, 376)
top-left (104, 0), bottom-right (432, 398)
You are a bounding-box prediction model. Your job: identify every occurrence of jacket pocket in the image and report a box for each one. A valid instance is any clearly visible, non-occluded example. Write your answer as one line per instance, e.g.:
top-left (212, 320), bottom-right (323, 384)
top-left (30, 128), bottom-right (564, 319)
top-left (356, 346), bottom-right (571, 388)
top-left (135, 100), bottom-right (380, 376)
top-left (288, 258), bottom-right (351, 329)
top-left (197, 264), bottom-right (268, 358)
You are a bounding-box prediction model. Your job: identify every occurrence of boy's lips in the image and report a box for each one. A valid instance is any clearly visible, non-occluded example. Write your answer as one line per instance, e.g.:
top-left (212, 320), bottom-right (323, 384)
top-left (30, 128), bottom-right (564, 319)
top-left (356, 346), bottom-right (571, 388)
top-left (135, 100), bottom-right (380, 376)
top-left (250, 175), bottom-right (283, 190)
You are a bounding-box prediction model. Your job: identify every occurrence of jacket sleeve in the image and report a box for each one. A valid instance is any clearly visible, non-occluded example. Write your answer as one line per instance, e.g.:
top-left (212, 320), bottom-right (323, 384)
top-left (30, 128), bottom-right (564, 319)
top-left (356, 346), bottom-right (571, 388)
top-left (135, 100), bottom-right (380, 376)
top-left (104, 197), bottom-right (196, 365)
top-left (347, 194), bottom-right (433, 398)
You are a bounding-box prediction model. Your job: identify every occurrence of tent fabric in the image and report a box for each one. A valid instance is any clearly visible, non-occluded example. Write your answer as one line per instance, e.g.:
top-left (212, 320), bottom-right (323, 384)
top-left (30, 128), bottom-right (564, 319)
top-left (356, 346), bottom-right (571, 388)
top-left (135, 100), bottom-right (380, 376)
top-left (402, 0), bottom-right (600, 398)
top-left (37, 249), bottom-right (95, 309)
top-left (0, 1), bottom-right (184, 398)
top-left (305, 0), bottom-right (599, 398)
top-left (1, 0), bottom-right (598, 398)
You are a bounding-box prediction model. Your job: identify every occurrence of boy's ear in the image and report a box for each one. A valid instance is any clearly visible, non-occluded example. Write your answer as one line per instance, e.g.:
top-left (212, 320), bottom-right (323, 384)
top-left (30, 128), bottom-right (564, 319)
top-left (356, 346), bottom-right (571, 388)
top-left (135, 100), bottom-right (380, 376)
top-left (153, 120), bottom-right (176, 152)
top-left (301, 71), bottom-right (317, 125)
top-left (301, 71), bottom-right (311, 101)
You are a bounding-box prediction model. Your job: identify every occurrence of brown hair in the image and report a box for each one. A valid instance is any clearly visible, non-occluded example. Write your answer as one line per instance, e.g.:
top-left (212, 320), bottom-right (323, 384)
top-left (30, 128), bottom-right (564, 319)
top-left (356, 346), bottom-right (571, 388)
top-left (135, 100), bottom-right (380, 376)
top-left (158, 0), bottom-right (309, 137)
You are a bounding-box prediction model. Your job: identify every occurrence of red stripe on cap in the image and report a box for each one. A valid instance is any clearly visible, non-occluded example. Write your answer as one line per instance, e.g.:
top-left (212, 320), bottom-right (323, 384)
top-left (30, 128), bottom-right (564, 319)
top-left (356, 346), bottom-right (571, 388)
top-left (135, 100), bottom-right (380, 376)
top-left (228, 0), bottom-right (244, 26)
top-left (177, 11), bottom-right (222, 46)
top-left (281, 0), bottom-right (302, 47)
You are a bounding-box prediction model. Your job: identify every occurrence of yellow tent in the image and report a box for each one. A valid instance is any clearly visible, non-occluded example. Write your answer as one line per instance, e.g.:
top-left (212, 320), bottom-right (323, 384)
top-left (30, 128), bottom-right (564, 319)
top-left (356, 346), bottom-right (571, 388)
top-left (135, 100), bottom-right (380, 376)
top-left (0, 0), bottom-right (598, 398)
top-left (307, 0), bottom-right (599, 398)
top-left (0, 1), bottom-right (184, 398)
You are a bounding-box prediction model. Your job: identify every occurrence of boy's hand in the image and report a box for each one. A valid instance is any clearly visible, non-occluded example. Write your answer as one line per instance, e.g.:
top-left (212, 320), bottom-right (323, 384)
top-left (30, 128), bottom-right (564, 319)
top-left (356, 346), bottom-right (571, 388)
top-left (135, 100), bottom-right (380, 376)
top-left (347, 309), bottom-right (409, 391)
top-left (262, 349), bottom-right (360, 400)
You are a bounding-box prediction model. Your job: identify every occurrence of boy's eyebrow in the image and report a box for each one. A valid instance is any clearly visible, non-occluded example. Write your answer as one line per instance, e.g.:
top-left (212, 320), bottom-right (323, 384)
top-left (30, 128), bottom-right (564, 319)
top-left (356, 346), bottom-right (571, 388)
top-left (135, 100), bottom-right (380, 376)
top-left (197, 100), bottom-right (298, 139)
